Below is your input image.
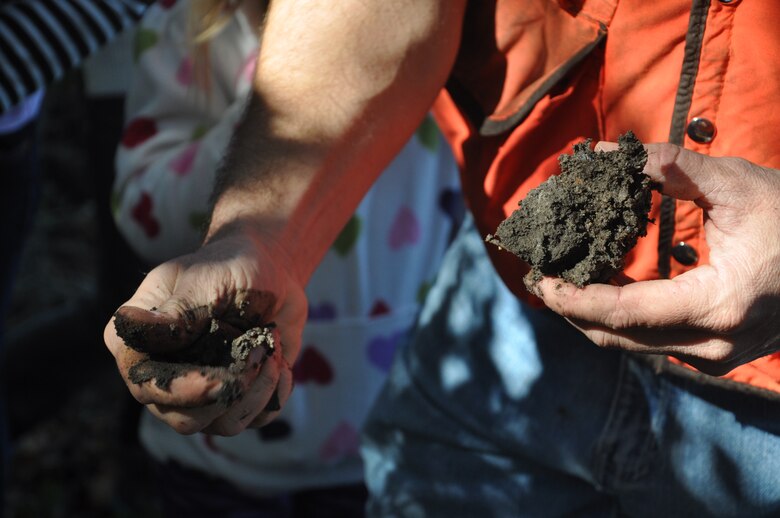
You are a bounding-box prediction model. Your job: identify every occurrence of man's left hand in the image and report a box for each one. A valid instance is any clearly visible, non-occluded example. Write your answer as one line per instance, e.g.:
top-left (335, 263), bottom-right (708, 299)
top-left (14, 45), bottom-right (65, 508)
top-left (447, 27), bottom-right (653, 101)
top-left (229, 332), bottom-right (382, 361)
top-left (535, 142), bottom-right (780, 376)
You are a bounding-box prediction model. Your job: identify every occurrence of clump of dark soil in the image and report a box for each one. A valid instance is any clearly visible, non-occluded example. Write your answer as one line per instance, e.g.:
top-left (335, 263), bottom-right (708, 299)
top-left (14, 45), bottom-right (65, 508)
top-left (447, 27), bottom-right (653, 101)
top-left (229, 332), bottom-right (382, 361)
top-left (114, 304), bottom-right (276, 406)
top-left (487, 131), bottom-right (653, 287)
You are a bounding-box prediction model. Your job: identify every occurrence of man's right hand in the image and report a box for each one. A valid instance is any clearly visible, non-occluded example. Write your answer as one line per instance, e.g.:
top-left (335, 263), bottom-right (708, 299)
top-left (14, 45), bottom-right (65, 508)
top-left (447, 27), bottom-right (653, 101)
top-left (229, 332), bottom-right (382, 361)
top-left (103, 228), bottom-right (307, 436)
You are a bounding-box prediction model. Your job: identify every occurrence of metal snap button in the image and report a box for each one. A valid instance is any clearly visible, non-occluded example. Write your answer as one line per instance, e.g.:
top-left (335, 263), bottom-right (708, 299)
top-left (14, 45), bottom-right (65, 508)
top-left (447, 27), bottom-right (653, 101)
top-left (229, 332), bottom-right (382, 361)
top-left (671, 242), bottom-right (699, 266)
top-left (686, 117), bottom-right (716, 143)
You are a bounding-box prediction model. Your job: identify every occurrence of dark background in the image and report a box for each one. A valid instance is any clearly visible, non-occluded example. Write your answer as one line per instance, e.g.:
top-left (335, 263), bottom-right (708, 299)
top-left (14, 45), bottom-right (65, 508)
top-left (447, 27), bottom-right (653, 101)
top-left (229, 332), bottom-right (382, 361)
top-left (2, 72), bottom-right (162, 517)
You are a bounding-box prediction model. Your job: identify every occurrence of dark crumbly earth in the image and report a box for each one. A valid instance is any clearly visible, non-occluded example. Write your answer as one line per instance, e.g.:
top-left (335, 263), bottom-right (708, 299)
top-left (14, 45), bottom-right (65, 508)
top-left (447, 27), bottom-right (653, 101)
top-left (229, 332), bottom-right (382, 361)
top-left (118, 313), bottom-right (276, 406)
top-left (487, 131), bottom-right (653, 287)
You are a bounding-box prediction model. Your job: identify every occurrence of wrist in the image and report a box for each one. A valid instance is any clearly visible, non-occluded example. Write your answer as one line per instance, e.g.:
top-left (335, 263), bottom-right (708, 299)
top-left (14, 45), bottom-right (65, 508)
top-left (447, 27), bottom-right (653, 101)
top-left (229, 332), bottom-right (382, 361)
top-left (204, 202), bottom-right (311, 288)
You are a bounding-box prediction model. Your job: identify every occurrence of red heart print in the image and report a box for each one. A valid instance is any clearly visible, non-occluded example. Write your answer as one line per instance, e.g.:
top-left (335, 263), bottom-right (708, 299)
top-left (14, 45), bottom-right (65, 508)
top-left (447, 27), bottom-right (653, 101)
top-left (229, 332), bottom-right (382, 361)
top-left (369, 300), bottom-right (391, 316)
top-left (293, 347), bottom-right (333, 384)
top-left (131, 192), bottom-right (160, 238)
top-left (121, 117), bottom-right (157, 148)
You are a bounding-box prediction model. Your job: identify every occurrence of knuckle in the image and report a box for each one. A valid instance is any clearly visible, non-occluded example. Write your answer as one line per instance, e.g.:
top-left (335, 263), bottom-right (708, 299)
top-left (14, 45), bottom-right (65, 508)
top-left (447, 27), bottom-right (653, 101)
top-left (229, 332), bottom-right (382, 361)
top-left (655, 143), bottom-right (683, 171)
top-left (168, 417), bottom-right (204, 436)
top-left (210, 418), bottom-right (245, 437)
top-left (604, 306), bottom-right (637, 330)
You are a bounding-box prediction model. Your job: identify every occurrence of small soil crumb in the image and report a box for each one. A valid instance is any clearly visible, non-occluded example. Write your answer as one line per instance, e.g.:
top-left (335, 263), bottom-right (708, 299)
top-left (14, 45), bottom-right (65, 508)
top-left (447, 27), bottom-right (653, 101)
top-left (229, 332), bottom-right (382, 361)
top-left (125, 320), bottom-right (275, 407)
top-left (487, 131), bottom-right (653, 287)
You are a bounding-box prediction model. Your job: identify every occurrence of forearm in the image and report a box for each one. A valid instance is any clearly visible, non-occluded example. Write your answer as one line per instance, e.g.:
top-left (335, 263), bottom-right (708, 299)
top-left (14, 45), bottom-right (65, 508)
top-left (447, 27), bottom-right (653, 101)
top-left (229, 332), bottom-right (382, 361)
top-left (207, 0), bottom-right (466, 284)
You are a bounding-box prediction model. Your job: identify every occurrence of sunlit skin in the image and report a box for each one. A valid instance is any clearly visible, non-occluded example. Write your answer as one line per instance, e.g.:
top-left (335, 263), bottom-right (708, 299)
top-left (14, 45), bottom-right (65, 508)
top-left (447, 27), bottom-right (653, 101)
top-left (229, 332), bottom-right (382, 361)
top-left (104, 0), bottom-right (468, 435)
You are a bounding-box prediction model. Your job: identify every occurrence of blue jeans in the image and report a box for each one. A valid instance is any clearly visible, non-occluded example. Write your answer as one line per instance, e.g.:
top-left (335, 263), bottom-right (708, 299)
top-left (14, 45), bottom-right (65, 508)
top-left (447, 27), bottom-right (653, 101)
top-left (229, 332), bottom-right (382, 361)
top-left (362, 217), bottom-right (780, 517)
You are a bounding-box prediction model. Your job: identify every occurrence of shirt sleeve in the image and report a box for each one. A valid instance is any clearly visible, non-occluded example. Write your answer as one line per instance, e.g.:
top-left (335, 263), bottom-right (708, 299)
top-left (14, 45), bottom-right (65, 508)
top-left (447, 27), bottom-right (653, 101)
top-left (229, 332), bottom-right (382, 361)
top-left (0, 0), bottom-right (150, 112)
top-left (112, 2), bottom-right (258, 265)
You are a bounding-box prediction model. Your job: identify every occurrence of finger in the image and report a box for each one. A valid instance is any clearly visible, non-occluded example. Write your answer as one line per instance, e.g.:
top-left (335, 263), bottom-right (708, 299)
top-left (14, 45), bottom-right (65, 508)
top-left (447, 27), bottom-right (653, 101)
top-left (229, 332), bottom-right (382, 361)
top-left (203, 346), bottom-right (283, 436)
top-left (114, 322), bottom-right (278, 410)
top-left (145, 341), bottom-right (279, 435)
top-left (249, 356), bottom-right (294, 428)
top-left (643, 143), bottom-right (744, 204)
top-left (273, 289), bottom-right (306, 366)
top-left (594, 141), bottom-right (619, 152)
top-left (147, 402), bottom-right (224, 435)
top-left (112, 305), bottom-right (211, 354)
top-left (125, 366), bottom-right (226, 407)
top-left (105, 313), bottom-right (130, 358)
top-left (566, 320), bottom-right (741, 377)
top-left (569, 316), bottom-right (721, 354)
top-left (535, 269), bottom-right (721, 331)
top-left (596, 141), bottom-right (748, 207)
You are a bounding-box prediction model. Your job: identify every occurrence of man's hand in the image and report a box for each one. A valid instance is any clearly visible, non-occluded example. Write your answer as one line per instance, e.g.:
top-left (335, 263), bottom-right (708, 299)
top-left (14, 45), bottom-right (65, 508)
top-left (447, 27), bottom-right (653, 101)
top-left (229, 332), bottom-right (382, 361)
top-left (534, 142), bottom-right (780, 376)
top-left (104, 228), bottom-right (306, 435)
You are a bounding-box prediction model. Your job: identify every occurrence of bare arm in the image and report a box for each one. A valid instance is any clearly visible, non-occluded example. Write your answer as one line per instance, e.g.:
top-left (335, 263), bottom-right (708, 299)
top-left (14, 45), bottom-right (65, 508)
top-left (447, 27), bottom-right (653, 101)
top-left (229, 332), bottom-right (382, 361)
top-left (104, 0), bottom-right (467, 435)
top-left (209, 0), bottom-right (467, 283)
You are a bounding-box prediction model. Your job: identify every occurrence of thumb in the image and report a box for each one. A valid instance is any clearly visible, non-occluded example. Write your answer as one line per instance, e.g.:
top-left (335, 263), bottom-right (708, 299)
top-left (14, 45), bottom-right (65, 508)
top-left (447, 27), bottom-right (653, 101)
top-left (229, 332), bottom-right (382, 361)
top-left (113, 303), bottom-right (211, 354)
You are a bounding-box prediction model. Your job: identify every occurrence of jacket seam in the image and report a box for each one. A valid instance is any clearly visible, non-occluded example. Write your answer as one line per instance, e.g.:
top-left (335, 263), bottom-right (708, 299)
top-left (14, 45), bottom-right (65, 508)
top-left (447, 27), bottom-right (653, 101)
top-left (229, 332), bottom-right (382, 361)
top-left (478, 28), bottom-right (607, 137)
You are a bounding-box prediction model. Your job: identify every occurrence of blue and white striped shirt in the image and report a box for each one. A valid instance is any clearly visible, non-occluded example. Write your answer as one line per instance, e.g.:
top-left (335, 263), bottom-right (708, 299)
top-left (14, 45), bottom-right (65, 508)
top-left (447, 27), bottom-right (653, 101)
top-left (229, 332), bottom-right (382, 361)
top-left (0, 0), bottom-right (150, 113)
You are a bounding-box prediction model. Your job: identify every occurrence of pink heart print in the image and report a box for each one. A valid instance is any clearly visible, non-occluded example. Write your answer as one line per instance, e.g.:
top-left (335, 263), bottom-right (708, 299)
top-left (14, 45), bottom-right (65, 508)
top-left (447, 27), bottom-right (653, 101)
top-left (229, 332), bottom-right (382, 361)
top-left (319, 421), bottom-right (360, 462)
top-left (169, 142), bottom-right (200, 176)
top-left (121, 117), bottom-right (157, 148)
top-left (176, 56), bottom-right (194, 87)
top-left (237, 52), bottom-right (258, 86)
top-left (389, 206), bottom-right (420, 250)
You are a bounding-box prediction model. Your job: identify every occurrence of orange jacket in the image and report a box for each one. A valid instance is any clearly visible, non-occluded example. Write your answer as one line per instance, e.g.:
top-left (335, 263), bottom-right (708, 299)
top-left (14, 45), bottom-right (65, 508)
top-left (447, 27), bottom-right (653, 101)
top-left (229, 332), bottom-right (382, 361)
top-left (433, 0), bottom-right (780, 395)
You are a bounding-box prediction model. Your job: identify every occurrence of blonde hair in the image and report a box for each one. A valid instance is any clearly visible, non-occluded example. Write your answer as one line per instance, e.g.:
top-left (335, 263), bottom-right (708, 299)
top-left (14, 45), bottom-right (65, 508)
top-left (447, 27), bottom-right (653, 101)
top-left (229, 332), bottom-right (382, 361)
top-left (188, 0), bottom-right (247, 91)
top-left (189, 0), bottom-right (243, 45)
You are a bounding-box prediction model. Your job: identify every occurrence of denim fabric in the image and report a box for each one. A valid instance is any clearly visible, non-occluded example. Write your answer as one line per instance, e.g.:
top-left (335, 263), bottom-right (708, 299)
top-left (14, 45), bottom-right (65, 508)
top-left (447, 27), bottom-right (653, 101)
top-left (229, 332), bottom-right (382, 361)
top-left (362, 216), bottom-right (780, 517)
